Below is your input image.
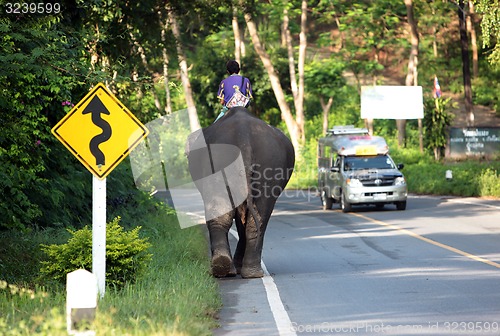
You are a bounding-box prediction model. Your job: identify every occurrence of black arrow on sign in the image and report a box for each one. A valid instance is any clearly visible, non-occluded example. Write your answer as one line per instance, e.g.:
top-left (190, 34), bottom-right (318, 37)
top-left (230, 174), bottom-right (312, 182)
top-left (82, 95), bottom-right (112, 166)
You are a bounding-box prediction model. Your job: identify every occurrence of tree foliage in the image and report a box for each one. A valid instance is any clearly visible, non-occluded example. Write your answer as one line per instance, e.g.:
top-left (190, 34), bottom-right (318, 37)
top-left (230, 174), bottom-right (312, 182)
top-left (0, 13), bottom-right (89, 230)
top-left (474, 0), bottom-right (500, 66)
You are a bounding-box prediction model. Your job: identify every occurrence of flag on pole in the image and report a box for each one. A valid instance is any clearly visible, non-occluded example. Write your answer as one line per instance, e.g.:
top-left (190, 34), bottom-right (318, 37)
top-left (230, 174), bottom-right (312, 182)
top-left (433, 76), bottom-right (442, 98)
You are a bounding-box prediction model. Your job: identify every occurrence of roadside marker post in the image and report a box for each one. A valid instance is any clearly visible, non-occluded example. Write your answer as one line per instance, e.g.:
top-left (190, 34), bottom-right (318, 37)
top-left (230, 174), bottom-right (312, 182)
top-left (66, 269), bottom-right (97, 335)
top-left (51, 83), bottom-right (149, 300)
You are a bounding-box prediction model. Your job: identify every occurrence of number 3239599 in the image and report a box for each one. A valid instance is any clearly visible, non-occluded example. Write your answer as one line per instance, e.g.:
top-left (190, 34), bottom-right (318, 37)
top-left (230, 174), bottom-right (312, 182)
top-left (5, 3), bottom-right (61, 14)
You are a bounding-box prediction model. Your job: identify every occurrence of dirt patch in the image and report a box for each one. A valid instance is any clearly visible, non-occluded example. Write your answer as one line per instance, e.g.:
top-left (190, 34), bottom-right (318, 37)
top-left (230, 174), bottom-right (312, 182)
top-left (448, 95), bottom-right (500, 127)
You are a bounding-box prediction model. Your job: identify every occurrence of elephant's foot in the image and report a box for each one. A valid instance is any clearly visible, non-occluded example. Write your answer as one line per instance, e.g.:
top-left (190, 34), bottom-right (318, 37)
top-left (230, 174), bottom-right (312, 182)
top-left (240, 265), bottom-right (264, 278)
top-left (211, 254), bottom-right (237, 278)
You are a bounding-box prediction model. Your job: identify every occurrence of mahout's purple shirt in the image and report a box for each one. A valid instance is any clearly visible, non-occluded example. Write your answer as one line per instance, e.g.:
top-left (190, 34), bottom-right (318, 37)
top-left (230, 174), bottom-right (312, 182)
top-left (217, 74), bottom-right (253, 105)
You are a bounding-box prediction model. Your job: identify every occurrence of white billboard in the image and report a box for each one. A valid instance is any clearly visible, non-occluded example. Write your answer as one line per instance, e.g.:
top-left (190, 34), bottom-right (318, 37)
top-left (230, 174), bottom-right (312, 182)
top-left (361, 85), bottom-right (424, 119)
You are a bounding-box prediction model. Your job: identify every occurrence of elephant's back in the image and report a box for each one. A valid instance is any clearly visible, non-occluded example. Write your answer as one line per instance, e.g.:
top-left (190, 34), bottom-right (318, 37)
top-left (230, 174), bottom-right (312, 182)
top-left (207, 109), bottom-right (293, 168)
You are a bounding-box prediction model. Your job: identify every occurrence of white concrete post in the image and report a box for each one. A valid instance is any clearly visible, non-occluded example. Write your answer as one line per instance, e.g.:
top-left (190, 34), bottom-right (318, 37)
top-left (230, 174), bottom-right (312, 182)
top-left (67, 269), bottom-right (97, 334)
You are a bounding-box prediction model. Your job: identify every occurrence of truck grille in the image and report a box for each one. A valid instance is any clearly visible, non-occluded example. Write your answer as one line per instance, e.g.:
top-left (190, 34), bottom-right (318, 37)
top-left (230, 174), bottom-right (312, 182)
top-left (361, 178), bottom-right (395, 187)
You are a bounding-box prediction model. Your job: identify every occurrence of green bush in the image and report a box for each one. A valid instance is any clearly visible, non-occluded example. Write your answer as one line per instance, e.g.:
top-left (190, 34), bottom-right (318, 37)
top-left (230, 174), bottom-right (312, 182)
top-left (40, 217), bottom-right (152, 289)
top-left (479, 168), bottom-right (500, 197)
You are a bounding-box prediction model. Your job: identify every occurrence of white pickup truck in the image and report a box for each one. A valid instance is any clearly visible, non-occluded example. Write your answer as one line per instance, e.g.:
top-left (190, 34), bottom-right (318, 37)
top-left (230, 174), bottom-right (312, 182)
top-left (318, 126), bottom-right (407, 212)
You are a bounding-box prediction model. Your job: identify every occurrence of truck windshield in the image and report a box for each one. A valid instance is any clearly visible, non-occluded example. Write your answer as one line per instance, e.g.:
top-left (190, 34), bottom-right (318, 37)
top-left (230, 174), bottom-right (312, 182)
top-left (343, 155), bottom-right (395, 171)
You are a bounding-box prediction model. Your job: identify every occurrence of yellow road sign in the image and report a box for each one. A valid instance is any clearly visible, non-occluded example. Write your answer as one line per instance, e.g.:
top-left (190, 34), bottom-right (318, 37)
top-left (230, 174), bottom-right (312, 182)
top-left (52, 83), bottom-right (149, 179)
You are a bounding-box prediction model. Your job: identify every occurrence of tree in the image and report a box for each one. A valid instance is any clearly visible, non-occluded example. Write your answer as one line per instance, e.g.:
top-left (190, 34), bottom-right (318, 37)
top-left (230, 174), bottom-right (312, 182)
top-left (458, 0), bottom-right (475, 126)
top-left (232, 5), bottom-right (243, 65)
top-left (467, 0), bottom-right (479, 77)
top-left (403, 0), bottom-right (422, 151)
top-left (282, 0), bottom-right (307, 143)
top-left (304, 59), bottom-right (346, 134)
top-left (243, 0), bottom-right (309, 153)
top-left (159, 9), bottom-right (173, 115)
top-left (168, 7), bottom-right (201, 131)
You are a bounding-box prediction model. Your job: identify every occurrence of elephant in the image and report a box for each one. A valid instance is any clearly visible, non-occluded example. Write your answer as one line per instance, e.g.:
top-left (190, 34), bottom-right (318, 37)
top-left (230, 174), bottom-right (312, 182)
top-left (186, 107), bottom-right (295, 278)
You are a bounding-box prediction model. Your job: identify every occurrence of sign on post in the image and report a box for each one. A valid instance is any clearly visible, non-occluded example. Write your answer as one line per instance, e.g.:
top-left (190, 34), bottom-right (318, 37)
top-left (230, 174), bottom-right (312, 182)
top-left (448, 127), bottom-right (500, 158)
top-left (52, 83), bottom-right (149, 298)
top-left (51, 82), bottom-right (149, 179)
top-left (361, 85), bottom-right (424, 119)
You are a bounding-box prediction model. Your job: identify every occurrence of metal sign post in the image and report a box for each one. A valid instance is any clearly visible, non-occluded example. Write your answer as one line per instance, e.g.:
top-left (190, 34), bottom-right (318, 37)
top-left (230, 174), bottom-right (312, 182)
top-left (92, 175), bottom-right (107, 297)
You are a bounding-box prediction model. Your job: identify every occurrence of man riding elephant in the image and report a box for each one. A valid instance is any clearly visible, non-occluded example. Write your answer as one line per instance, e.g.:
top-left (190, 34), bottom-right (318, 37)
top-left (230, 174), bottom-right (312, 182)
top-left (186, 107), bottom-right (294, 278)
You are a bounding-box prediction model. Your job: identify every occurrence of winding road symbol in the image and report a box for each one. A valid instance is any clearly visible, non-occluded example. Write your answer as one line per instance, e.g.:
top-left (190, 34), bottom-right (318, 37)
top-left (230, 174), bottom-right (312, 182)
top-left (51, 82), bottom-right (149, 179)
top-left (82, 95), bottom-right (112, 166)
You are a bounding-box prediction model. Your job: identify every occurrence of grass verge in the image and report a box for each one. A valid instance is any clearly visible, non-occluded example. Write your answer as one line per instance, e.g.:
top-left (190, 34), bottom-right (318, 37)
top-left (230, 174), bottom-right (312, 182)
top-left (0, 201), bottom-right (221, 335)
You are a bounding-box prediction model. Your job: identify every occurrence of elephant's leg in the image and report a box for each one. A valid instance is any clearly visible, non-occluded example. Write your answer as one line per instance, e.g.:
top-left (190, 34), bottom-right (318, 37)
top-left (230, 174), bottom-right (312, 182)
top-left (240, 226), bottom-right (264, 278)
top-left (240, 195), bottom-right (280, 278)
top-left (233, 214), bottom-right (246, 274)
top-left (240, 204), bottom-right (269, 278)
top-left (207, 212), bottom-right (237, 277)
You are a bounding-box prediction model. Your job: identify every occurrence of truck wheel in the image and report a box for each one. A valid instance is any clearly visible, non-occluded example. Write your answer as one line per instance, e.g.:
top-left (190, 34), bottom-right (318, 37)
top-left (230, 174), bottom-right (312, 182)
top-left (341, 193), bottom-right (352, 213)
top-left (396, 201), bottom-right (407, 210)
top-left (321, 190), bottom-right (333, 210)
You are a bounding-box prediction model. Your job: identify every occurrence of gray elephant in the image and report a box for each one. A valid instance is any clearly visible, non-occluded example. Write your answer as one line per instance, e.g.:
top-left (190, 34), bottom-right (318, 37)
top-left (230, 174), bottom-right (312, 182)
top-left (186, 107), bottom-right (295, 278)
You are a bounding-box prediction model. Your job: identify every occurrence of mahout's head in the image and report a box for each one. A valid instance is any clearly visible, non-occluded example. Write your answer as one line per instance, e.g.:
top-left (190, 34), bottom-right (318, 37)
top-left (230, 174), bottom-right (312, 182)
top-left (226, 60), bottom-right (240, 75)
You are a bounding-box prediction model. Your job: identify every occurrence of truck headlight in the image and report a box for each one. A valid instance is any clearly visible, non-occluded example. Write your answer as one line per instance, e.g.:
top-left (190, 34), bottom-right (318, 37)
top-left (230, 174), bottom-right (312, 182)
top-left (347, 178), bottom-right (363, 187)
top-left (395, 177), bottom-right (406, 186)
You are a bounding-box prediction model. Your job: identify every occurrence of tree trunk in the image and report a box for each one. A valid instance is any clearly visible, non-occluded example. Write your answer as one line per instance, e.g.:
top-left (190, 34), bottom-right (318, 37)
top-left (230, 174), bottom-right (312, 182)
top-left (240, 27), bottom-right (246, 59)
top-left (458, 0), bottom-right (475, 126)
top-left (232, 6), bottom-right (241, 65)
top-left (404, 0), bottom-right (419, 88)
top-left (431, 4), bottom-right (438, 58)
top-left (399, 0), bottom-right (419, 148)
top-left (160, 18), bottom-right (172, 115)
top-left (283, 3), bottom-right (306, 144)
top-left (244, 12), bottom-right (301, 152)
top-left (334, 16), bottom-right (344, 49)
top-left (467, 0), bottom-right (479, 78)
top-left (283, 8), bottom-right (298, 104)
top-left (320, 96), bottom-right (333, 135)
top-left (168, 8), bottom-right (201, 131)
top-left (296, 0), bottom-right (307, 143)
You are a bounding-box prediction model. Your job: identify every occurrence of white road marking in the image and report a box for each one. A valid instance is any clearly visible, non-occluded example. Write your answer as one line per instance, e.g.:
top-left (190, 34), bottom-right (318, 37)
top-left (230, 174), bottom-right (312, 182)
top-left (229, 228), bottom-right (296, 336)
top-left (444, 198), bottom-right (500, 210)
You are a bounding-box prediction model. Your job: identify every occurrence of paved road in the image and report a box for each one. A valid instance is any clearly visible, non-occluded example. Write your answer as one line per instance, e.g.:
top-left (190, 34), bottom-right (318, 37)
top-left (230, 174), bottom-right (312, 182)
top-left (212, 192), bottom-right (500, 336)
